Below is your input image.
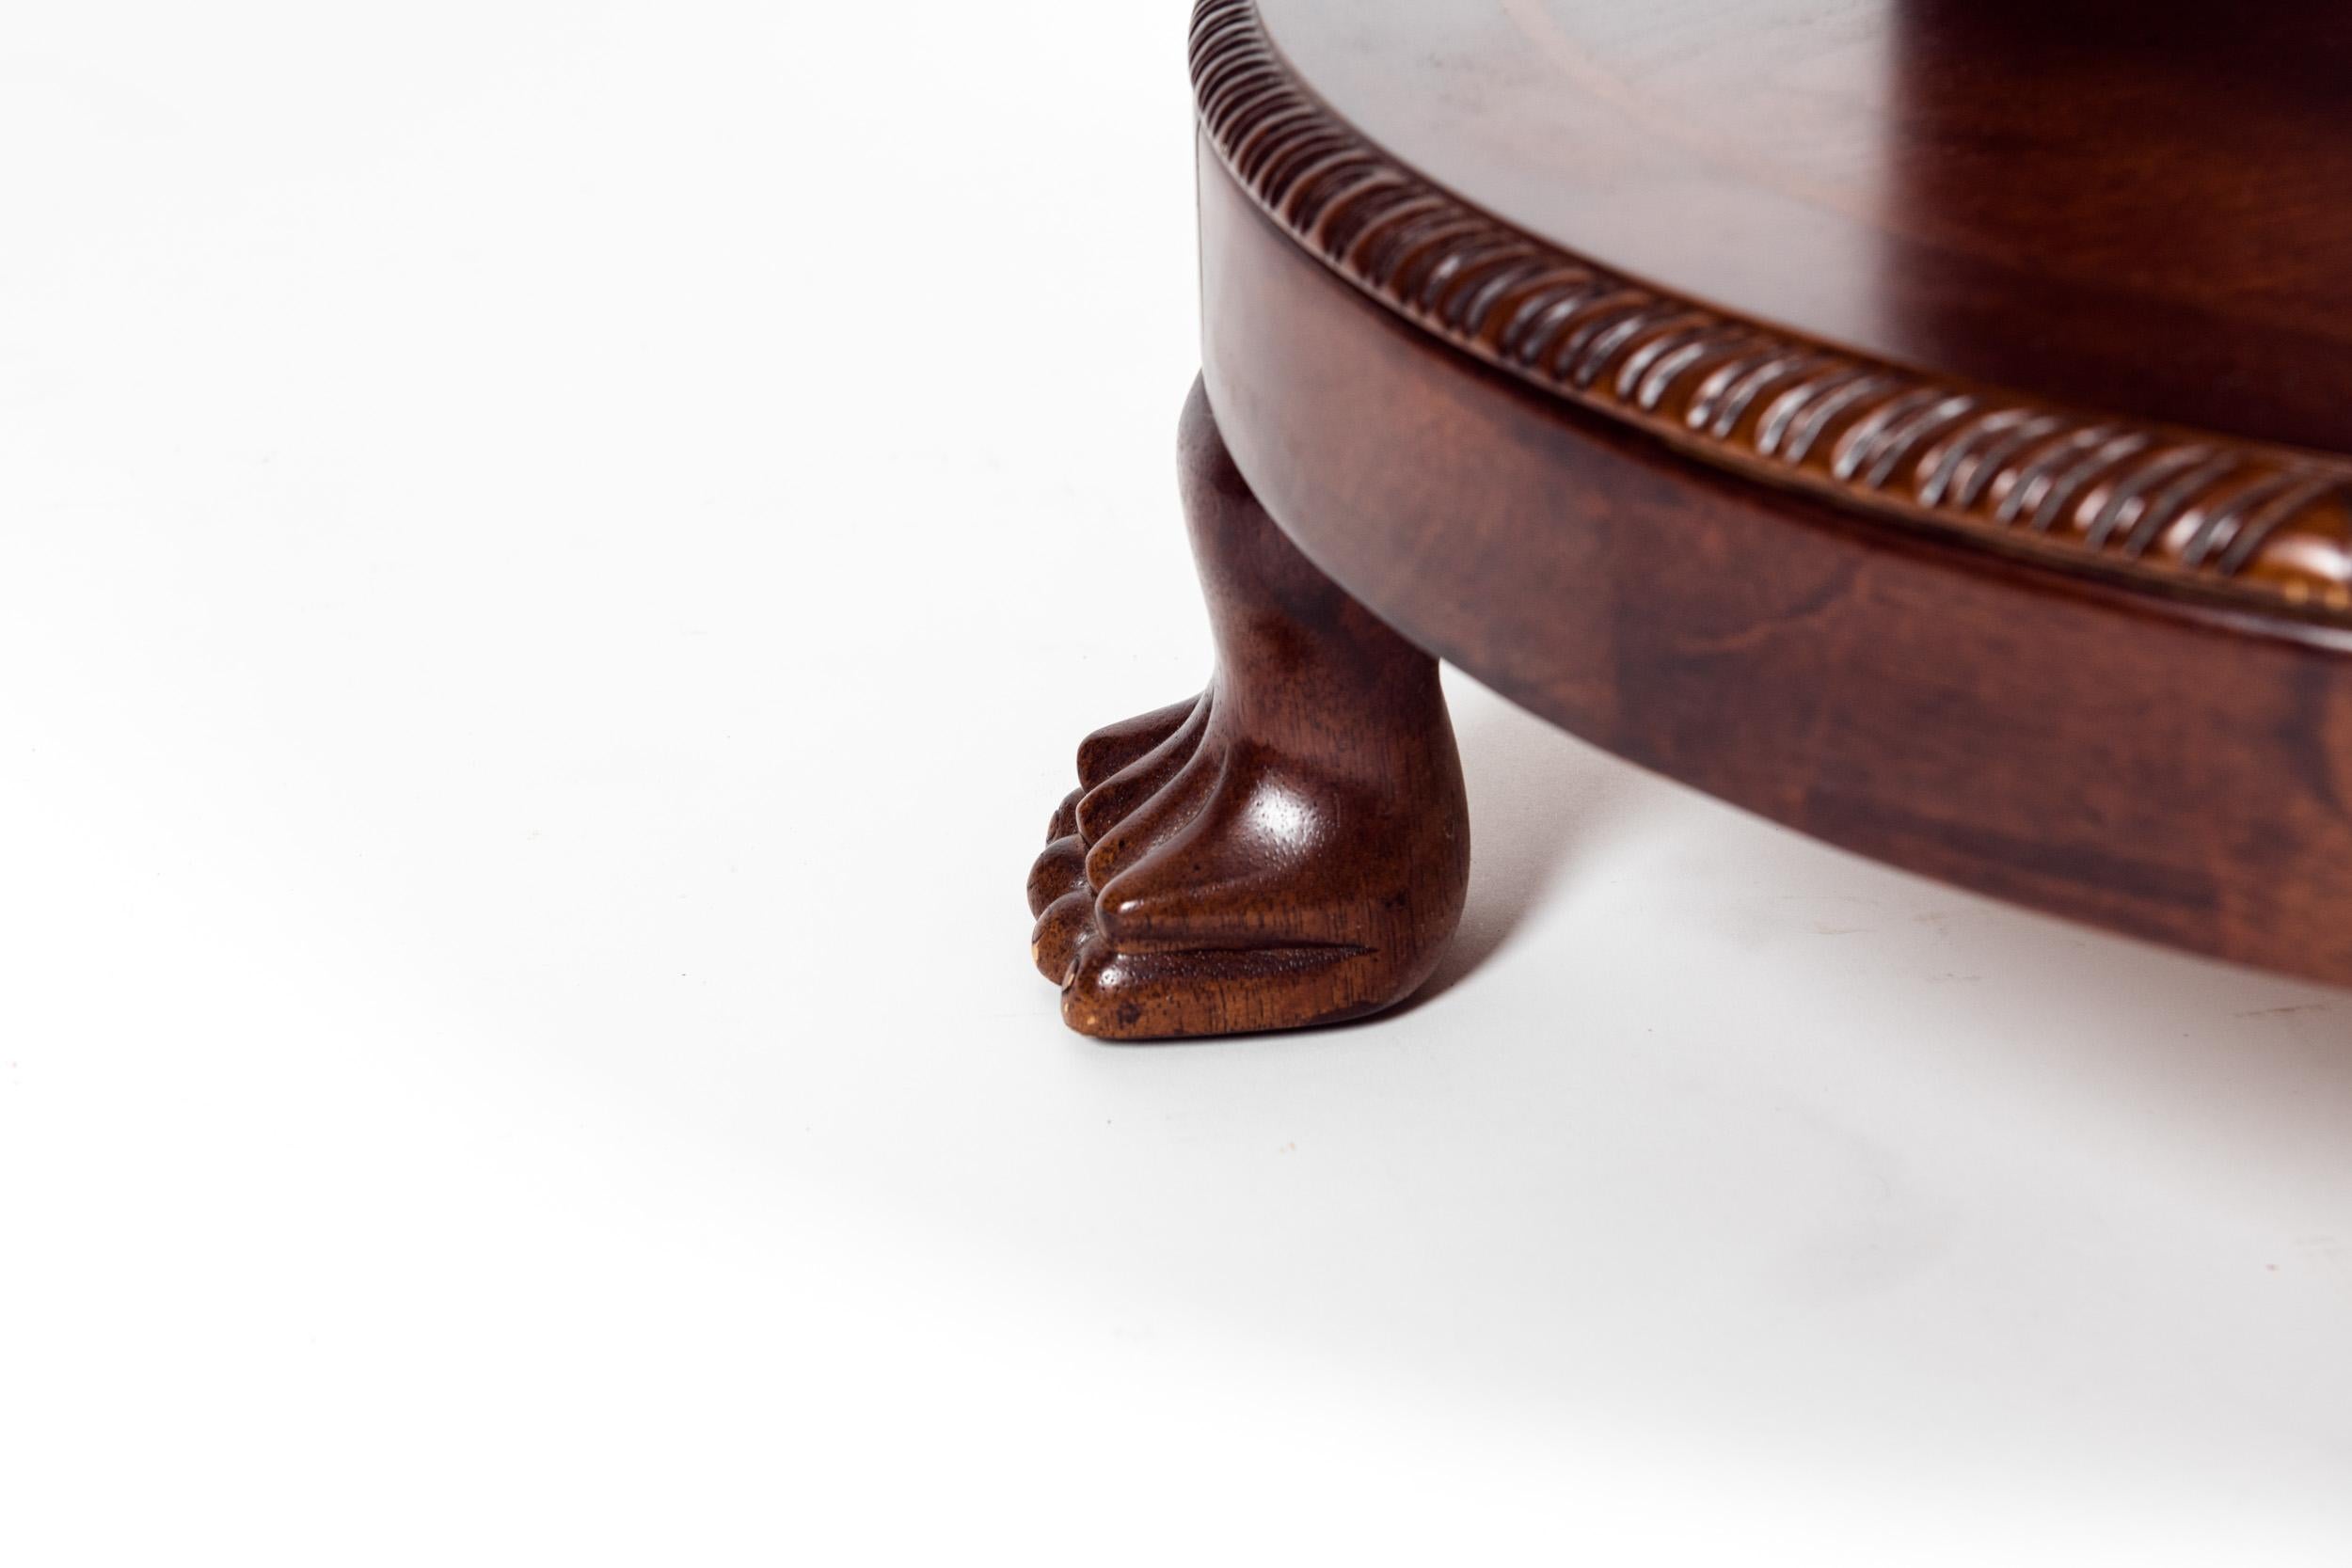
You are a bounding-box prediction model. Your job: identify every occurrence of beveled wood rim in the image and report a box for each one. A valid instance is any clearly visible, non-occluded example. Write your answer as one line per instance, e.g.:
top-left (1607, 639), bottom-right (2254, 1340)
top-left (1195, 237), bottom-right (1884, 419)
top-left (1190, 0), bottom-right (2352, 622)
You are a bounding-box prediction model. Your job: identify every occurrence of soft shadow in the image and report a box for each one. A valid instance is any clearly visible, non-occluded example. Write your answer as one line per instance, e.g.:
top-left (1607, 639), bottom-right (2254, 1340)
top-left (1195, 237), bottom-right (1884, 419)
top-left (1399, 682), bottom-right (1661, 1011)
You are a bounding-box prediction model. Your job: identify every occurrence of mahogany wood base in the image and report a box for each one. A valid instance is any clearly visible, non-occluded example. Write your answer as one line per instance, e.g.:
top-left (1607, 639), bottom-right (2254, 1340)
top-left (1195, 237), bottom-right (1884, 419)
top-left (1022, 1), bottom-right (2352, 1042)
top-left (1027, 379), bottom-right (1470, 1041)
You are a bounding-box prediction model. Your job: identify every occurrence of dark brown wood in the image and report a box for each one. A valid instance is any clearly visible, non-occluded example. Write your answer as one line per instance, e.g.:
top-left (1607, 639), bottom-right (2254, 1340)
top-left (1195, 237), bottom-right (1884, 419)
top-left (1194, 0), bottom-right (2352, 616)
top-left (1200, 144), bottom-right (2352, 989)
top-left (1027, 380), bottom-right (1470, 1040)
top-left (1243, 0), bottom-right (2352, 460)
top-left (1029, 0), bottom-right (2352, 1037)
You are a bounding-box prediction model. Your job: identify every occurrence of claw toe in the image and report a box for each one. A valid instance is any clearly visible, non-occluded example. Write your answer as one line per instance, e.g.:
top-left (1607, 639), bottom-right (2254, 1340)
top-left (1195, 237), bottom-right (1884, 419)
top-left (1075, 697), bottom-right (1199, 790)
top-left (1074, 693), bottom-right (1211, 844)
top-left (1030, 889), bottom-right (1093, 983)
top-left (1027, 834), bottom-right (1089, 918)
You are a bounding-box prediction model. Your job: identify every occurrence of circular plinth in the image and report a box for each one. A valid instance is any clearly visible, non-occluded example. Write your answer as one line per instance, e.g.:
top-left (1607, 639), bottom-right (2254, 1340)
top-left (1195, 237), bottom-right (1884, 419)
top-left (1189, 0), bottom-right (2352, 988)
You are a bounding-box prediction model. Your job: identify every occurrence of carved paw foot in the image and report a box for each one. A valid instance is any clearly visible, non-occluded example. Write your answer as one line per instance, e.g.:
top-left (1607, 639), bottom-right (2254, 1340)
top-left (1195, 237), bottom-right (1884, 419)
top-left (1025, 380), bottom-right (1469, 1041)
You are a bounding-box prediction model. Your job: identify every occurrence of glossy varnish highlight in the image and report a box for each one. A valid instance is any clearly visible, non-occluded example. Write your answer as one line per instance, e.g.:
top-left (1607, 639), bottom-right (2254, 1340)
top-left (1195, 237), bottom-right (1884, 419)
top-left (1027, 0), bottom-right (2352, 1038)
top-left (1196, 0), bottom-right (2352, 614)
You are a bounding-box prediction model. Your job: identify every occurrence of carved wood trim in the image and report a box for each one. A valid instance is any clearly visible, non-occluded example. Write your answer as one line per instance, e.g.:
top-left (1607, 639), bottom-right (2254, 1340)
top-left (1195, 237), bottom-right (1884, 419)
top-left (1190, 0), bottom-right (2352, 617)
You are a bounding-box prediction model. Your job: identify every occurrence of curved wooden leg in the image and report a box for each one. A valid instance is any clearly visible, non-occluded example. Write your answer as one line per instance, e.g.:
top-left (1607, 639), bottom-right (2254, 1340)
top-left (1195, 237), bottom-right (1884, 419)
top-left (1027, 377), bottom-right (1470, 1040)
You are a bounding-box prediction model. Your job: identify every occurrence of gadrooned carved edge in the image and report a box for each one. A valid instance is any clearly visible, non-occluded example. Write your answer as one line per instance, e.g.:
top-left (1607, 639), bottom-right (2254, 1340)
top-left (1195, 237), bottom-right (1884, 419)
top-left (1190, 0), bottom-right (2352, 618)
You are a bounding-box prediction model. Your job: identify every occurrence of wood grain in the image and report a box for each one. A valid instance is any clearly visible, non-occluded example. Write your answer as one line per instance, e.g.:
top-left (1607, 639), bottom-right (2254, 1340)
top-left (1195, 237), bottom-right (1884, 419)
top-left (1028, 380), bottom-right (1470, 1039)
top-left (1029, 0), bottom-right (2352, 1038)
top-left (1195, 0), bottom-right (2352, 617)
top-left (1200, 145), bottom-right (2352, 989)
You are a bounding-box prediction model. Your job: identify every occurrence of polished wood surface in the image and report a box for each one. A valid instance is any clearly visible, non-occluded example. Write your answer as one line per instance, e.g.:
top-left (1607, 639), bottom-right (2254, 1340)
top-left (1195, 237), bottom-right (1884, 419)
top-left (1257, 0), bottom-right (2352, 455)
top-left (1200, 148), bottom-right (2352, 989)
top-left (1027, 0), bottom-right (2352, 1037)
top-left (1028, 381), bottom-right (1470, 1039)
top-left (1195, 0), bottom-right (2352, 615)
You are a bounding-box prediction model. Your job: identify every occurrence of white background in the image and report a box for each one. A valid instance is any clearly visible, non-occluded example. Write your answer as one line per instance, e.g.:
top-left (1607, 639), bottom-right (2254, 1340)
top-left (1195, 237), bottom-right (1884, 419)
top-left (5, 2), bottom-right (2349, 1561)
